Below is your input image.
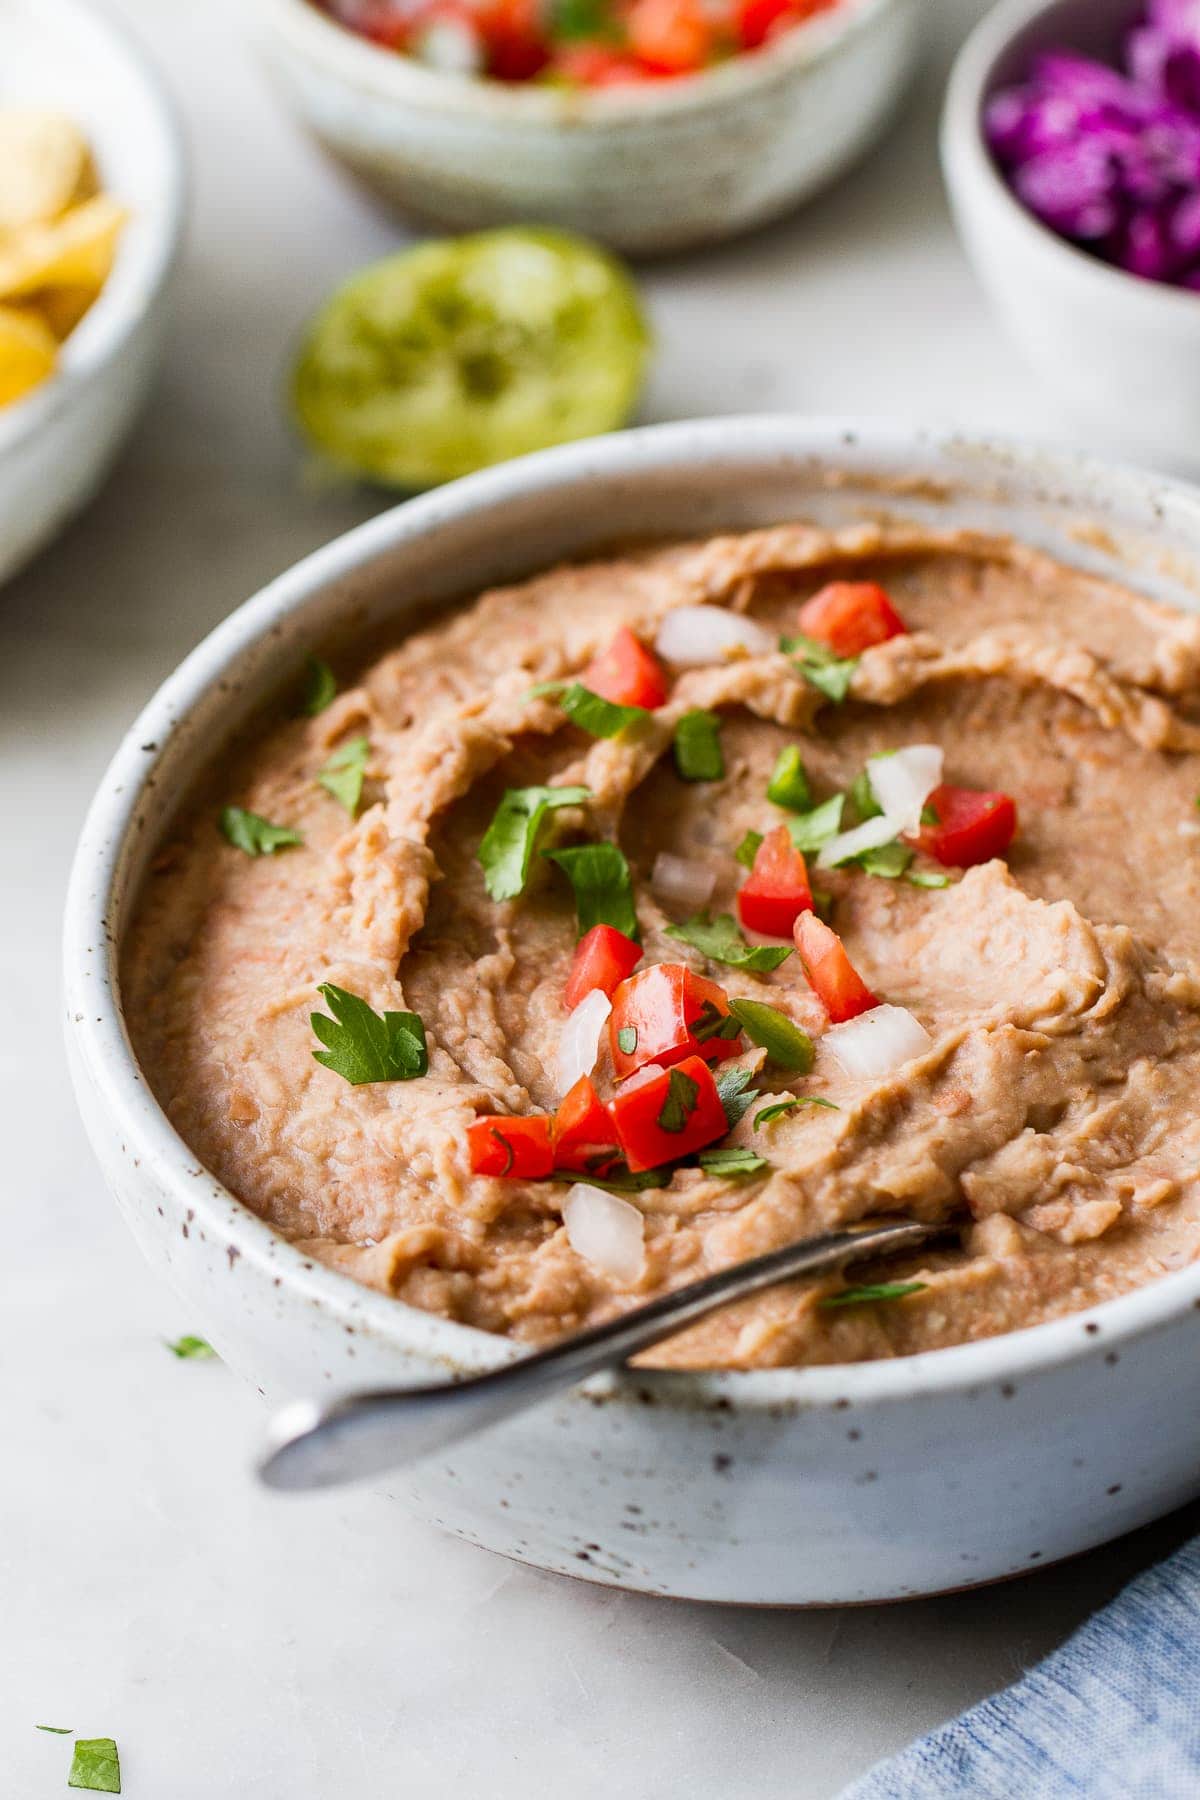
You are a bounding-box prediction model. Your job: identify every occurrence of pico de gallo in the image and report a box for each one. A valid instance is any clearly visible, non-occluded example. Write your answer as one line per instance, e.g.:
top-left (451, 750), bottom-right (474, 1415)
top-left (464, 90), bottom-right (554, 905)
top-left (315, 0), bottom-right (844, 86)
top-left (456, 585), bottom-right (1020, 1187)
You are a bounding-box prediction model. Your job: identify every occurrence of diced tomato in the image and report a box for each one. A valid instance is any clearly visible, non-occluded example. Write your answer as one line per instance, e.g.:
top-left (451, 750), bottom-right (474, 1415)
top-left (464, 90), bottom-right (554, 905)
top-left (564, 923), bottom-right (642, 1011)
top-left (551, 45), bottom-right (659, 85)
top-left (479, 0), bottom-right (548, 79)
top-left (468, 1113), bottom-right (554, 1178)
top-left (911, 785), bottom-right (1017, 869)
top-left (793, 913), bottom-right (877, 1024)
top-left (736, 0), bottom-right (794, 48)
top-left (609, 963), bottom-right (742, 1079)
top-left (796, 581), bottom-right (908, 659)
top-left (581, 626), bottom-right (669, 710)
top-left (552, 1075), bottom-right (621, 1175)
top-left (627, 0), bottom-right (711, 71)
top-left (736, 824), bottom-right (813, 939)
top-left (609, 1053), bottom-right (729, 1172)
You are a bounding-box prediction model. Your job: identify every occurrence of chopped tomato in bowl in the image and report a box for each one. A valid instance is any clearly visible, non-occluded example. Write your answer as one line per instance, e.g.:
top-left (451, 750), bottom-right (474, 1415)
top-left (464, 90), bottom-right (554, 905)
top-left (609, 1053), bottom-right (728, 1170)
top-left (911, 785), bottom-right (1017, 869)
top-left (316, 0), bottom-right (845, 85)
top-left (610, 962), bottom-right (742, 1077)
top-left (794, 913), bottom-right (876, 1023)
top-left (582, 626), bottom-right (669, 710)
top-left (736, 823), bottom-right (812, 938)
top-left (796, 581), bottom-right (907, 658)
top-left (564, 923), bottom-right (642, 1010)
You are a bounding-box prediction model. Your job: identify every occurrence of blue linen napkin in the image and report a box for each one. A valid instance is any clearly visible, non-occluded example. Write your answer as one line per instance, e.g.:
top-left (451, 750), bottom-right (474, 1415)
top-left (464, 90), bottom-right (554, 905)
top-left (842, 1538), bottom-right (1200, 1799)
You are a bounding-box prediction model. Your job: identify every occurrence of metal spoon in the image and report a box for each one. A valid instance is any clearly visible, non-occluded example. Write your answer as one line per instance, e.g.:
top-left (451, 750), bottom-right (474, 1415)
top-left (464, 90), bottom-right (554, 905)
top-left (258, 1216), bottom-right (944, 1493)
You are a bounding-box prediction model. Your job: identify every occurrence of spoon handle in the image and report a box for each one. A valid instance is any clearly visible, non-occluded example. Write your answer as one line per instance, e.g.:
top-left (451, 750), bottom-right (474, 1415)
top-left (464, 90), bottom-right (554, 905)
top-left (258, 1216), bottom-right (938, 1493)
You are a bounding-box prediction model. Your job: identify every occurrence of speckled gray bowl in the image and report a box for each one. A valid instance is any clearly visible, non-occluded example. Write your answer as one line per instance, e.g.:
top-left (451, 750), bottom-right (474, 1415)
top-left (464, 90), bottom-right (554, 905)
top-left (65, 418), bottom-right (1200, 1604)
top-left (253, 0), bottom-right (922, 254)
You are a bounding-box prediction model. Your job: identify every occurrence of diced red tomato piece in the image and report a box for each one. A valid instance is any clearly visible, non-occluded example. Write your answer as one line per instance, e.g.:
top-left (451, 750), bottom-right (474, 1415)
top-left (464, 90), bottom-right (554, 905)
top-left (911, 785), bottom-right (1017, 869)
top-left (627, 0), bottom-right (712, 71)
top-left (551, 45), bottom-right (658, 85)
top-left (609, 963), bottom-right (742, 1079)
top-left (609, 1053), bottom-right (729, 1172)
top-left (736, 824), bottom-right (813, 939)
top-left (794, 914), bottom-right (877, 1024)
top-left (581, 626), bottom-right (669, 710)
top-left (552, 1075), bottom-right (621, 1175)
top-left (478, 0), bottom-right (548, 79)
top-left (796, 582), bottom-right (908, 659)
top-left (736, 0), bottom-right (794, 48)
top-left (564, 923), bottom-right (642, 1011)
top-left (468, 1114), bottom-right (554, 1178)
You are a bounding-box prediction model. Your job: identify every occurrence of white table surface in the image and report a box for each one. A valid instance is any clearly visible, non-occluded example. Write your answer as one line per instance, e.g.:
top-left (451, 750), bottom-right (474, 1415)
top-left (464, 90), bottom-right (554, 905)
top-left (7, 1), bottom-right (1200, 1793)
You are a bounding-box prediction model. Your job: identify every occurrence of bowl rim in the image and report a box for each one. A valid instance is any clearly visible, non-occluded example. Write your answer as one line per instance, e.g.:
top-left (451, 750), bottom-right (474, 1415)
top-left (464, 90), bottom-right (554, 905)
top-left (65, 414), bottom-right (1200, 1415)
top-left (256, 0), bottom-right (897, 124)
top-left (941, 0), bottom-right (1200, 325)
top-left (0, 0), bottom-right (187, 456)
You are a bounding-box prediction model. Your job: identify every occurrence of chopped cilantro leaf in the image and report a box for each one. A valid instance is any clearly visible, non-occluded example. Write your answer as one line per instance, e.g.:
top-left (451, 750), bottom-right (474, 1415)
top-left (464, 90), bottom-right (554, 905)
top-left (549, 683), bottom-right (651, 739)
top-left (311, 983), bottom-right (428, 1085)
top-left (554, 0), bottom-right (618, 38)
top-left (734, 829), bottom-right (763, 870)
top-left (849, 768), bottom-right (881, 822)
top-left (786, 793), bottom-right (845, 852)
top-left (820, 1281), bottom-right (928, 1309)
top-left (666, 912), bottom-right (792, 973)
top-left (490, 1127), bottom-right (515, 1177)
top-left (698, 1145), bottom-right (769, 1178)
top-left (303, 655), bottom-right (337, 716)
top-left (920, 801), bottom-right (940, 826)
top-left (727, 998), bottom-right (814, 1072)
top-left (36, 1726), bottom-right (72, 1734)
top-left (657, 1067), bottom-right (700, 1132)
top-left (478, 784), bottom-right (591, 902)
top-left (68, 1739), bottom-right (121, 1794)
top-left (552, 1165), bottom-right (667, 1193)
top-left (714, 1066), bottom-right (760, 1129)
top-left (906, 869), bottom-right (952, 889)
top-left (317, 735), bottom-right (370, 818)
top-left (690, 998), bottom-right (742, 1043)
top-left (781, 633), bottom-right (858, 705)
top-left (753, 1095), bottom-right (839, 1128)
top-left (219, 806), bottom-right (303, 857)
top-left (857, 840), bottom-right (914, 880)
top-left (543, 840), bottom-right (640, 942)
top-left (166, 1335), bottom-right (216, 1360)
top-left (766, 745), bottom-right (811, 812)
top-left (617, 1026), bottom-right (637, 1055)
top-left (673, 709), bottom-right (725, 781)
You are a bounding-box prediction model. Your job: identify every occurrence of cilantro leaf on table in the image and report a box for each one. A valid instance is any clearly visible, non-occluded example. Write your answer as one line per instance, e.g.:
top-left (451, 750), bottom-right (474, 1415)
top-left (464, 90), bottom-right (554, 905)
top-left (317, 735), bottom-right (370, 818)
top-left (219, 807), bottom-right (303, 857)
top-left (726, 998), bottom-right (814, 1073)
top-left (673, 709), bottom-right (725, 781)
top-left (820, 1281), bottom-right (928, 1309)
top-left (302, 655), bottom-right (337, 717)
top-left (753, 1095), bottom-right (839, 1128)
top-left (68, 1739), bottom-right (121, 1794)
top-left (543, 840), bottom-right (640, 941)
top-left (666, 912), bottom-right (792, 973)
top-left (478, 785), bottom-right (591, 902)
top-left (165, 1335), bottom-right (216, 1360)
top-left (781, 633), bottom-right (859, 705)
top-left (311, 984), bottom-right (428, 1085)
top-left (698, 1145), bottom-right (769, 1178)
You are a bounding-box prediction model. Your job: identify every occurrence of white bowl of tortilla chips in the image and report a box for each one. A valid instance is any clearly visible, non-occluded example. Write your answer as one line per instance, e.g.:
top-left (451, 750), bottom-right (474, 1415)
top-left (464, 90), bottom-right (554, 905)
top-left (0, 0), bottom-right (184, 585)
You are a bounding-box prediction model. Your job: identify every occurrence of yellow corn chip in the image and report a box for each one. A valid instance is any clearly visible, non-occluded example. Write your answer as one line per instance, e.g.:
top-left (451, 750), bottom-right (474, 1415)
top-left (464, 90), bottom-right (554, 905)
top-left (0, 193), bottom-right (126, 301)
top-left (0, 110), bottom-right (95, 231)
top-left (22, 282), bottom-right (102, 341)
top-left (0, 304), bottom-right (58, 405)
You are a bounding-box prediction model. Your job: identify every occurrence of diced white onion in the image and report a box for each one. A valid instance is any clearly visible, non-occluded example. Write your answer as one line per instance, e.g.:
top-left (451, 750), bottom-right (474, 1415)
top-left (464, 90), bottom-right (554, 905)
top-left (563, 1184), bottom-right (646, 1285)
top-left (618, 1060), bottom-right (666, 1092)
top-left (654, 605), bottom-right (774, 668)
top-left (866, 745), bottom-right (943, 834)
top-left (817, 812), bottom-right (901, 870)
top-left (651, 852), bottom-right (716, 912)
top-left (413, 15), bottom-right (483, 74)
top-left (823, 1004), bottom-right (932, 1080)
top-left (556, 989), bottom-right (611, 1097)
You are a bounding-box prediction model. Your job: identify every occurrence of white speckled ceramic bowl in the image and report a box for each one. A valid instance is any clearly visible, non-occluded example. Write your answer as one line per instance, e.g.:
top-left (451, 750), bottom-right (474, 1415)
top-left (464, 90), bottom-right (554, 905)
top-left (0, 0), bottom-right (186, 586)
top-left (66, 418), bottom-right (1200, 1605)
top-left (942, 0), bottom-right (1200, 472)
top-left (253, 0), bottom-right (922, 254)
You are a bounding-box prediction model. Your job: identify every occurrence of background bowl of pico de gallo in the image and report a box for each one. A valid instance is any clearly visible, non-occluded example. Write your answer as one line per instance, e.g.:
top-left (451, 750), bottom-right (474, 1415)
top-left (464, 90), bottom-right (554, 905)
top-left (253, 0), bottom-right (922, 254)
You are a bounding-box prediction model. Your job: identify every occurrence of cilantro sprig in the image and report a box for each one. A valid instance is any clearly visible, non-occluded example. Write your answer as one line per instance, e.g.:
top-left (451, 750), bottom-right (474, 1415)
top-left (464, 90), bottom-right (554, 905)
top-left (529, 681), bottom-right (651, 739)
top-left (766, 745), bottom-right (811, 811)
top-left (698, 1145), bottom-right (769, 1178)
top-left (478, 784), bottom-right (591, 902)
top-left (727, 998), bottom-right (814, 1072)
top-left (786, 793), bottom-right (845, 852)
top-left (68, 1739), bottom-right (121, 1794)
top-left (220, 807), bottom-right (303, 857)
top-left (734, 829), bottom-right (763, 870)
top-left (657, 1067), bottom-right (700, 1132)
top-left (673, 710), bottom-right (725, 782)
top-left (754, 1095), bottom-right (839, 1128)
top-left (666, 912), bottom-right (793, 973)
top-left (820, 1281), bottom-right (928, 1309)
top-left (303, 655), bottom-right (337, 717)
top-left (714, 1066), bottom-right (760, 1128)
top-left (543, 840), bottom-right (640, 941)
top-left (311, 984), bottom-right (428, 1085)
top-left (781, 633), bottom-right (859, 705)
top-left (317, 736), bottom-right (370, 818)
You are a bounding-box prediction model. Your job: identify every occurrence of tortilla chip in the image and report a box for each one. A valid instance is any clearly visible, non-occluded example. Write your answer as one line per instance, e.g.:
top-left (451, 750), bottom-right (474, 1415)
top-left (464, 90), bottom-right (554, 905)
top-left (0, 110), bottom-right (95, 231)
top-left (23, 282), bottom-right (102, 341)
top-left (0, 305), bottom-right (57, 405)
top-left (0, 193), bottom-right (126, 301)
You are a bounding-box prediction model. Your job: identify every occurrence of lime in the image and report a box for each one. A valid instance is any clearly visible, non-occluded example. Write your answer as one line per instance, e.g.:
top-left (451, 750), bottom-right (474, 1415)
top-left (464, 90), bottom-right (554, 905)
top-left (290, 227), bottom-right (651, 489)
